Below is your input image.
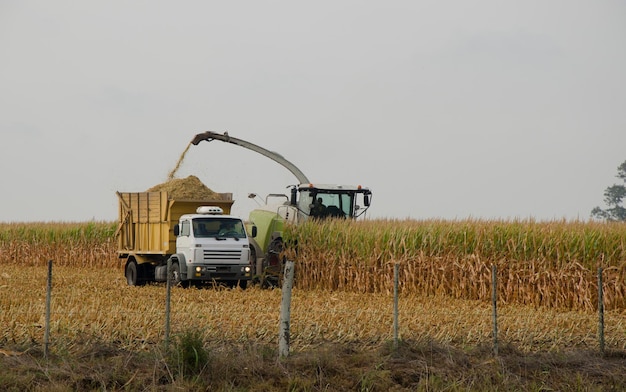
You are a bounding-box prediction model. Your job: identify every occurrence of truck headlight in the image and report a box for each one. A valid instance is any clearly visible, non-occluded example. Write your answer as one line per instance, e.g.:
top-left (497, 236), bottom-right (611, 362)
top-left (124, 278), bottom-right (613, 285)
top-left (195, 266), bottom-right (202, 272)
top-left (243, 266), bottom-right (251, 273)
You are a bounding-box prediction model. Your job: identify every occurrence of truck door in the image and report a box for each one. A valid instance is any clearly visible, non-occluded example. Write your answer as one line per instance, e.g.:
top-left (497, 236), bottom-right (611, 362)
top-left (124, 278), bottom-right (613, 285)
top-left (176, 219), bottom-right (193, 257)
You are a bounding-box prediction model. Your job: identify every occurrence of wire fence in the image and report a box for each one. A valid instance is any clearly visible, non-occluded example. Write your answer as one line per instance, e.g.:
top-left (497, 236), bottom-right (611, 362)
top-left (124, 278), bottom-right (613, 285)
top-left (17, 260), bottom-right (619, 361)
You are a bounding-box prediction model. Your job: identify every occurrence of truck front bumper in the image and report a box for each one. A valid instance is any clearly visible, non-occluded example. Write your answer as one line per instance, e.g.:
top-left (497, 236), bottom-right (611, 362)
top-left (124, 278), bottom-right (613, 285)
top-left (188, 264), bottom-right (252, 281)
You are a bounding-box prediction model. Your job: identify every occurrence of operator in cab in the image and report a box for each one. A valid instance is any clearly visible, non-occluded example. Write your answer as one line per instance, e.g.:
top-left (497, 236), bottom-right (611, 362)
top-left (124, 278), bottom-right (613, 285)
top-left (218, 220), bottom-right (244, 237)
top-left (310, 197), bottom-right (327, 219)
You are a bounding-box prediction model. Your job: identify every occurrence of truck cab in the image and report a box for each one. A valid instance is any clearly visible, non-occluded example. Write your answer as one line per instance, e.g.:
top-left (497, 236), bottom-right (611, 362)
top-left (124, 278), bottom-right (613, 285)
top-left (167, 206), bottom-right (253, 287)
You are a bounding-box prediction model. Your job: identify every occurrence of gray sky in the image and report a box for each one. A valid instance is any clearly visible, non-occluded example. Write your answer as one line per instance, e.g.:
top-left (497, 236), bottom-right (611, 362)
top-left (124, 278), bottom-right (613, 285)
top-left (1, 1), bottom-right (625, 222)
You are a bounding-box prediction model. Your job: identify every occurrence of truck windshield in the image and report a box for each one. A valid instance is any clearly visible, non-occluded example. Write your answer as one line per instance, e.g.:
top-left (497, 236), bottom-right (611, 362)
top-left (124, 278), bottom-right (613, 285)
top-left (193, 218), bottom-right (246, 238)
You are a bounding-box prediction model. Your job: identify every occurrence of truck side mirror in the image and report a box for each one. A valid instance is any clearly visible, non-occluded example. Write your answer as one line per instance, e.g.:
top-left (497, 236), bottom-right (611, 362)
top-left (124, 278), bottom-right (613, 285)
top-left (173, 224), bottom-right (180, 236)
top-left (364, 194), bottom-right (371, 207)
top-left (251, 225), bottom-right (257, 238)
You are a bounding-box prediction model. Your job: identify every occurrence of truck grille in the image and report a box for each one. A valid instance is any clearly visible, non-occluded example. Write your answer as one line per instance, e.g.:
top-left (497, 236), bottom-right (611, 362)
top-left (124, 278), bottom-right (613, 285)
top-left (202, 249), bottom-right (243, 261)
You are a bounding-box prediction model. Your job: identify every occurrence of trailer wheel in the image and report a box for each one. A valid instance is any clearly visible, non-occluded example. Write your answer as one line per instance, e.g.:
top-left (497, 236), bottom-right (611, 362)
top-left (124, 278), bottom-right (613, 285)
top-left (126, 260), bottom-right (141, 286)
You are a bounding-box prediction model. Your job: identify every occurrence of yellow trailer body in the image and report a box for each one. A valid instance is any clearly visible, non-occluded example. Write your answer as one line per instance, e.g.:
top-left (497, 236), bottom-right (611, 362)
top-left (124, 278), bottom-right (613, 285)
top-left (116, 191), bottom-right (234, 256)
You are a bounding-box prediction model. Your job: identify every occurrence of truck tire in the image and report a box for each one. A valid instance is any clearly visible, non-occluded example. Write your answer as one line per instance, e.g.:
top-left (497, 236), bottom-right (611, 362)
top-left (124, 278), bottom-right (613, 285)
top-left (169, 262), bottom-right (190, 288)
top-left (125, 260), bottom-right (142, 286)
top-left (262, 238), bottom-right (284, 288)
top-left (249, 246), bottom-right (256, 273)
top-left (249, 246), bottom-right (261, 285)
top-left (170, 262), bottom-right (181, 285)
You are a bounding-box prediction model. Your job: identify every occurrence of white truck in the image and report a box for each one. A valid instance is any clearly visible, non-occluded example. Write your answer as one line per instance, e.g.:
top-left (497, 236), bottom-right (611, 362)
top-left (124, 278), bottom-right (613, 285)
top-left (116, 192), bottom-right (254, 288)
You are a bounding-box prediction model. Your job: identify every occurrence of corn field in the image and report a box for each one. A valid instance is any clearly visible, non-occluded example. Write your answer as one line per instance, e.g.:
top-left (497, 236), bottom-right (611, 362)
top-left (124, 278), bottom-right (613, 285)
top-left (284, 219), bottom-right (626, 311)
top-left (0, 222), bottom-right (119, 268)
top-left (2, 219), bottom-right (626, 311)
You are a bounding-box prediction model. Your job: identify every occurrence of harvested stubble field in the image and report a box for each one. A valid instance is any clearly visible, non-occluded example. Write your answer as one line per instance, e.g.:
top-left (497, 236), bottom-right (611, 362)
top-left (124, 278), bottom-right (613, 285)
top-left (1, 220), bottom-right (626, 390)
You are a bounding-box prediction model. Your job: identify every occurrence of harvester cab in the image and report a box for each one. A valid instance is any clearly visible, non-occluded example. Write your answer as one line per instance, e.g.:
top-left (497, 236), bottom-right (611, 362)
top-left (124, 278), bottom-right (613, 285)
top-left (294, 183), bottom-right (372, 221)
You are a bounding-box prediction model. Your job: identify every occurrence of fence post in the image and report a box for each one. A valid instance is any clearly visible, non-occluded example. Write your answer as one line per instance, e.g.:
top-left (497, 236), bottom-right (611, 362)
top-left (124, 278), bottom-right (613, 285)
top-left (165, 259), bottom-right (172, 351)
top-left (278, 260), bottom-right (295, 359)
top-left (598, 267), bottom-right (605, 356)
top-left (44, 260), bottom-right (53, 360)
top-left (492, 264), bottom-right (498, 357)
top-left (393, 263), bottom-right (399, 350)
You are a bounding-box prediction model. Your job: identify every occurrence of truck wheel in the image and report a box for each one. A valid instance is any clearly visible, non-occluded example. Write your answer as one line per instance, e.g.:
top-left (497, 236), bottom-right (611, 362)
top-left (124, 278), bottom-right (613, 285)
top-left (238, 280), bottom-right (248, 290)
top-left (250, 246), bottom-right (256, 273)
top-left (170, 262), bottom-right (182, 286)
top-left (126, 260), bottom-right (141, 286)
top-left (169, 262), bottom-right (190, 288)
top-left (262, 238), bottom-right (284, 288)
top-left (249, 247), bottom-right (261, 285)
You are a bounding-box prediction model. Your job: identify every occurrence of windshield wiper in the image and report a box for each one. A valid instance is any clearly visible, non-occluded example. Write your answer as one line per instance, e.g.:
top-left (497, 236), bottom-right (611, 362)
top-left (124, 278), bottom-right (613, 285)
top-left (215, 235), bottom-right (240, 241)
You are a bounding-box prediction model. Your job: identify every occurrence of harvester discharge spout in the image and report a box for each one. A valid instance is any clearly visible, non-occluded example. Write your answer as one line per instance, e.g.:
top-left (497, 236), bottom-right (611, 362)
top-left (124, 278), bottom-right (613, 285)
top-left (190, 130), bottom-right (310, 184)
top-left (191, 131), bottom-right (229, 145)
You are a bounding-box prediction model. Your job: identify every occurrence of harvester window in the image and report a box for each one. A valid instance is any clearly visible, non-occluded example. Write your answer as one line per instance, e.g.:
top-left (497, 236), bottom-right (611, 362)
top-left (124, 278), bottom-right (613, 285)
top-left (310, 193), bottom-right (351, 218)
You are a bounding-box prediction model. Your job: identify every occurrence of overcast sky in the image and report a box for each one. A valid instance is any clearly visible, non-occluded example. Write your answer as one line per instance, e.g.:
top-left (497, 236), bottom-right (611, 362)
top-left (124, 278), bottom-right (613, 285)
top-left (1, 1), bottom-right (625, 222)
